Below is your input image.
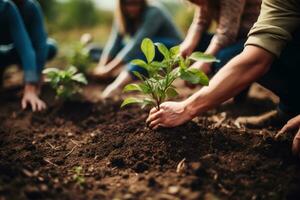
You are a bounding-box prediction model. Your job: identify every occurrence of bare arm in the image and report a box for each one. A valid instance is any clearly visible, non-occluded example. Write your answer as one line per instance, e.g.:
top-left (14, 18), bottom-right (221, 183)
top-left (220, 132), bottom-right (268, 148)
top-left (180, 6), bottom-right (210, 57)
top-left (185, 46), bottom-right (274, 117)
top-left (147, 45), bottom-right (275, 129)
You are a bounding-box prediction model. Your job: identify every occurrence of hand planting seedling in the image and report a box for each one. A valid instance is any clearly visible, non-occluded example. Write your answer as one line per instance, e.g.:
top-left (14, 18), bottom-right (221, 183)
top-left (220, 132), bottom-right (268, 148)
top-left (68, 43), bottom-right (92, 73)
top-left (43, 66), bottom-right (88, 100)
top-left (121, 38), bottom-right (219, 110)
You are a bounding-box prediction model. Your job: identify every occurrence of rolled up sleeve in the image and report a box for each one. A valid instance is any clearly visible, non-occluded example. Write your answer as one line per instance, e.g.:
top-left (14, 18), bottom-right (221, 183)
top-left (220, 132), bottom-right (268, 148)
top-left (211, 0), bottom-right (246, 48)
top-left (246, 0), bottom-right (300, 57)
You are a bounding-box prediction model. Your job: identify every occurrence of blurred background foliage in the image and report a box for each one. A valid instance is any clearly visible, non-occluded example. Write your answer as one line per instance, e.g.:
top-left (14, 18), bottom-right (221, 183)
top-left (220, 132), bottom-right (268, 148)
top-left (36, 0), bottom-right (195, 66)
top-left (37, 0), bottom-right (194, 33)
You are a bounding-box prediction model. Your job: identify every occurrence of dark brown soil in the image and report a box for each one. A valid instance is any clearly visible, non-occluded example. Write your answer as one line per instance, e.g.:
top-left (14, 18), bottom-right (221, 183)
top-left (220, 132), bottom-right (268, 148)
top-left (0, 85), bottom-right (299, 200)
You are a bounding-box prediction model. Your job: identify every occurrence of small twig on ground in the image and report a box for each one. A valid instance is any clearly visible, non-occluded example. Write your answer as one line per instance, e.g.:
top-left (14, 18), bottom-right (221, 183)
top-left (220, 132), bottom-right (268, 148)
top-left (43, 158), bottom-right (59, 167)
top-left (71, 139), bottom-right (81, 147)
top-left (212, 112), bottom-right (227, 128)
top-left (64, 145), bottom-right (77, 158)
top-left (46, 141), bottom-right (59, 150)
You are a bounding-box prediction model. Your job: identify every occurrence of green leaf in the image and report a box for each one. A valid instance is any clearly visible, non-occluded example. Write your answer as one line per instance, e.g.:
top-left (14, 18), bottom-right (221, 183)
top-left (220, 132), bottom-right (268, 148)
top-left (123, 83), bottom-right (143, 92)
top-left (141, 38), bottom-right (155, 63)
top-left (155, 43), bottom-right (170, 60)
top-left (189, 52), bottom-right (220, 63)
top-left (150, 61), bottom-right (164, 69)
top-left (180, 68), bottom-right (209, 85)
top-left (131, 59), bottom-right (148, 69)
top-left (141, 98), bottom-right (156, 109)
top-left (179, 56), bottom-right (188, 70)
top-left (132, 71), bottom-right (145, 81)
top-left (67, 66), bottom-right (78, 75)
top-left (169, 68), bottom-right (180, 81)
top-left (42, 68), bottom-right (59, 75)
top-left (166, 87), bottom-right (179, 98)
top-left (170, 45), bottom-right (180, 57)
top-left (188, 68), bottom-right (209, 85)
top-left (121, 97), bottom-right (143, 108)
top-left (71, 73), bottom-right (88, 85)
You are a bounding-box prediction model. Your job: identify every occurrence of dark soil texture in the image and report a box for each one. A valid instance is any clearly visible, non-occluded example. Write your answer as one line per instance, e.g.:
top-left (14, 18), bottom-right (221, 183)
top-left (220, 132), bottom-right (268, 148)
top-left (0, 85), bottom-right (299, 200)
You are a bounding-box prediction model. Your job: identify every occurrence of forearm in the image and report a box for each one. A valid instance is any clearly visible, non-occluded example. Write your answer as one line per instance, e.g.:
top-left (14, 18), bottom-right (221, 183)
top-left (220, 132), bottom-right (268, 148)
top-left (183, 26), bottom-right (203, 51)
top-left (204, 41), bottom-right (222, 56)
top-left (184, 46), bottom-right (274, 118)
top-left (105, 57), bottom-right (124, 71)
top-left (99, 55), bottom-right (111, 66)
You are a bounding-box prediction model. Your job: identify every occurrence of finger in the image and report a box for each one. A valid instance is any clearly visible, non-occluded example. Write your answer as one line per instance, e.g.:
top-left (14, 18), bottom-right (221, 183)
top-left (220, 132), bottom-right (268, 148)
top-left (21, 99), bottom-right (27, 110)
top-left (37, 101), bottom-right (43, 111)
top-left (292, 128), bottom-right (300, 156)
top-left (38, 100), bottom-right (46, 111)
top-left (275, 126), bottom-right (288, 139)
top-left (31, 100), bottom-right (37, 112)
top-left (279, 124), bottom-right (294, 135)
top-left (276, 122), bottom-right (296, 139)
top-left (149, 118), bottom-right (162, 129)
top-left (146, 110), bottom-right (163, 125)
top-left (41, 101), bottom-right (47, 110)
top-left (153, 123), bottom-right (166, 130)
top-left (149, 107), bottom-right (159, 115)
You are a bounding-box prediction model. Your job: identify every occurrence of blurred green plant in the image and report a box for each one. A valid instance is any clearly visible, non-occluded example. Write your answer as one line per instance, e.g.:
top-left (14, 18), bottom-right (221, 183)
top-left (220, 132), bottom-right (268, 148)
top-left (68, 43), bottom-right (92, 74)
top-left (43, 66), bottom-right (88, 99)
top-left (72, 166), bottom-right (85, 186)
top-left (121, 38), bottom-right (219, 110)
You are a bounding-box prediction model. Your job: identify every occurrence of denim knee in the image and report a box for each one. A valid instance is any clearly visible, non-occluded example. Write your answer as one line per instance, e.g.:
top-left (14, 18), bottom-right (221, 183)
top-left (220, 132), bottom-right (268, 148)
top-left (47, 38), bottom-right (58, 61)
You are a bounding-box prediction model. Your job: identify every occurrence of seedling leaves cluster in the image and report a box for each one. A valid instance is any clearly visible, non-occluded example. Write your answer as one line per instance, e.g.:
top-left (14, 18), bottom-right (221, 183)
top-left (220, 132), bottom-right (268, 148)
top-left (68, 43), bottom-right (92, 73)
top-left (43, 66), bottom-right (88, 99)
top-left (121, 38), bottom-right (219, 110)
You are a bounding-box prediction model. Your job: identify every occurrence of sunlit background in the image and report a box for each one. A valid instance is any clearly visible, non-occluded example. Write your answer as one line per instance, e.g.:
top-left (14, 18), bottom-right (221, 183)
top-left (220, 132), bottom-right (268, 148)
top-left (38, 0), bottom-right (194, 66)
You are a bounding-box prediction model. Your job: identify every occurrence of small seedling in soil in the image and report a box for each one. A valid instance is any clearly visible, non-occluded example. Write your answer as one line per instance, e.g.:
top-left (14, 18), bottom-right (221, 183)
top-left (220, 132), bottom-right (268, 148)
top-left (72, 166), bottom-right (85, 186)
top-left (68, 43), bottom-right (92, 73)
top-left (121, 38), bottom-right (219, 110)
top-left (43, 66), bottom-right (88, 100)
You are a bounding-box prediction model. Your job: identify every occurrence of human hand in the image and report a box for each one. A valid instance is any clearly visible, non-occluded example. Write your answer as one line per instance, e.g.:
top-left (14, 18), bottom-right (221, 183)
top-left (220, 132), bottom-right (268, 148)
top-left (22, 84), bottom-right (46, 112)
top-left (146, 101), bottom-right (193, 130)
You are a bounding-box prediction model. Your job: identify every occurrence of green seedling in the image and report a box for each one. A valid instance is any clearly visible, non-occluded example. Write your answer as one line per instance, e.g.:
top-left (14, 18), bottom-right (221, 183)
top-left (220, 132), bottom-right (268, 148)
top-left (72, 166), bottom-right (85, 186)
top-left (43, 66), bottom-right (88, 99)
top-left (68, 43), bottom-right (91, 73)
top-left (121, 38), bottom-right (219, 110)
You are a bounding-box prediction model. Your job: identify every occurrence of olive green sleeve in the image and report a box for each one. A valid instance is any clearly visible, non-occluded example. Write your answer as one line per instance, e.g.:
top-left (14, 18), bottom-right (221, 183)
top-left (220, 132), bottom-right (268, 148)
top-left (245, 0), bottom-right (300, 57)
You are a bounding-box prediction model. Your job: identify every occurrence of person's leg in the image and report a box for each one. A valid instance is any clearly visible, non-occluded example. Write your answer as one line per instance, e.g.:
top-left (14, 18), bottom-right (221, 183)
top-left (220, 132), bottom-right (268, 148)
top-left (258, 36), bottom-right (300, 117)
top-left (46, 38), bottom-right (58, 61)
top-left (0, 48), bottom-right (20, 87)
top-left (86, 45), bottom-right (103, 63)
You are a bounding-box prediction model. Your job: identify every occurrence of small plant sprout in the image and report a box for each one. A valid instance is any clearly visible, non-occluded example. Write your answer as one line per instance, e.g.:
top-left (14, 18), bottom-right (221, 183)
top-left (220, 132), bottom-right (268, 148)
top-left (43, 66), bottom-right (88, 99)
top-left (72, 166), bottom-right (85, 186)
top-left (68, 43), bottom-right (92, 73)
top-left (121, 38), bottom-right (219, 110)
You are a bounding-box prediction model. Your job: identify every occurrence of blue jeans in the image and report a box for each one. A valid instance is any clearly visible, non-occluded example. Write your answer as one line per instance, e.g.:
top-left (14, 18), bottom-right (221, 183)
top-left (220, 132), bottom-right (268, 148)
top-left (0, 38), bottom-right (57, 72)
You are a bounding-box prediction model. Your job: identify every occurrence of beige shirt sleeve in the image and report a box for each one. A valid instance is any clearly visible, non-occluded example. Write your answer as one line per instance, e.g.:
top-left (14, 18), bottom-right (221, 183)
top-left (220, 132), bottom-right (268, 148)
top-left (246, 0), bottom-right (300, 57)
top-left (211, 0), bottom-right (246, 48)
